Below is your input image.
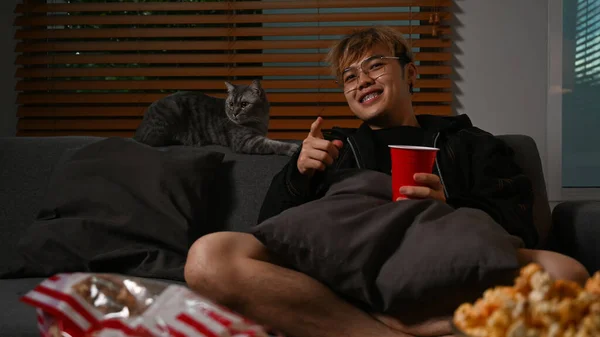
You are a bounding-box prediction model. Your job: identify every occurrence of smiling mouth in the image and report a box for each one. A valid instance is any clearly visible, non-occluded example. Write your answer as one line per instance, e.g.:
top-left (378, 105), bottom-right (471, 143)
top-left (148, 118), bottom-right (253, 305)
top-left (360, 90), bottom-right (383, 104)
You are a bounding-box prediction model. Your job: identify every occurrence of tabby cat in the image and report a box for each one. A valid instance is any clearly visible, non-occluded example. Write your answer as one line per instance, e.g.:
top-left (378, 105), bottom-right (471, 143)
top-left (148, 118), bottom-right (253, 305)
top-left (134, 80), bottom-right (299, 156)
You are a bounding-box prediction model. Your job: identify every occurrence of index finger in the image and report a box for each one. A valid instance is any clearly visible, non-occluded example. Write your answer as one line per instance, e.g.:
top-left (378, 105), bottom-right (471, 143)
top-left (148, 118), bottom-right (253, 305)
top-left (309, 117), bottom-right (324, 139)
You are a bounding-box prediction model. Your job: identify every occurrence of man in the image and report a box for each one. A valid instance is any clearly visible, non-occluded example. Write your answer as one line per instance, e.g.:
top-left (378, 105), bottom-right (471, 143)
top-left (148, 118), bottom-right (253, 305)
top-left (184, 26), bottom-right (589, 337)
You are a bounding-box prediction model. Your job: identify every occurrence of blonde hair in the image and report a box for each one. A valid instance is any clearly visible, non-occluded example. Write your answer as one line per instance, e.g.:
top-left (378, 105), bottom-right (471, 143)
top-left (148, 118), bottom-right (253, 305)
top-left (325, 26), bottom-right (414, 79)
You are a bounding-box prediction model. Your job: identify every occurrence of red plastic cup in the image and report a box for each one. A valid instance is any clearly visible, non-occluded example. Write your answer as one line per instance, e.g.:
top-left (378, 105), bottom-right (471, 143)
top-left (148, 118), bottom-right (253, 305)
top-left (388, 145), bottom-right (439, 200)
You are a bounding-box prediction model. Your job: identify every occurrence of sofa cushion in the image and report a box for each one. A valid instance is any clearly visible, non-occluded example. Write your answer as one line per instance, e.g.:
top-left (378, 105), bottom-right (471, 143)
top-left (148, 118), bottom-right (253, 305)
top-left (0, 278), bottom-right (49, 337)
top-left (0, 136), bottom-right (104, 276)
top-left (497, 135), bottom-right (551, 248)
top-left (201, 144), bottom-right (295, 232)
top-left (3, 138), bottom-right (224, 281)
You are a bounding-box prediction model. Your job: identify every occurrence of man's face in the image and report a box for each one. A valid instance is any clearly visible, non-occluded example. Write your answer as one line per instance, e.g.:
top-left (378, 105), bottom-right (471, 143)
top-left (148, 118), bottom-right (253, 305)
top-left (341, 45), bottom-right (415, 128)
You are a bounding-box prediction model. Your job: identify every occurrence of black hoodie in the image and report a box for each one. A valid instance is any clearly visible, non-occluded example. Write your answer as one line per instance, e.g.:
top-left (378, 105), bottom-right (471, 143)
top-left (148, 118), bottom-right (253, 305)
top-left (257, 114), bottom-right (539, 248)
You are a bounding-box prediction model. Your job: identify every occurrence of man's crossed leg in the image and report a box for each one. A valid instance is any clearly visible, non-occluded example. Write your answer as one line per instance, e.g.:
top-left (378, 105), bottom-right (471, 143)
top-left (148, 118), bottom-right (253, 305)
top-left (184, 232), bottom-right (589, 337)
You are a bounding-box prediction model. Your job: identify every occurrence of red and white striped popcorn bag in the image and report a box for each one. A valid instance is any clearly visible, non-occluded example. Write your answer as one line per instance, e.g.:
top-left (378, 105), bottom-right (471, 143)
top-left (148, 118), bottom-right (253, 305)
top-left (20, 273), bottom-right (275, 337)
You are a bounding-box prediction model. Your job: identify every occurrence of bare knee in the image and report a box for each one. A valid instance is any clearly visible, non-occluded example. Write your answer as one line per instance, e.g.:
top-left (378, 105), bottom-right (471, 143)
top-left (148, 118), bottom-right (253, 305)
top-left (555, 256), bottom-right (590, 286)
top-left (184, 232), bottom-right (267, 304)
top-left (518, 249), bottom-right (590, 286)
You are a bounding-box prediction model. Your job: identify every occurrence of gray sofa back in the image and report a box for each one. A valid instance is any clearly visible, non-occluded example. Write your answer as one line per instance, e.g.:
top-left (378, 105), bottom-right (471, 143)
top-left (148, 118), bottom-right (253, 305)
top-left (1, 137), bottom-right (102, 271)
top-left (200, 144), bottom-right (292, 232)
top-left (0, 137), bottom-right (293, 271)
top-left (497, 135), bottom-right (551, 247)
top-left (0, 134), bottom-right (551, 272)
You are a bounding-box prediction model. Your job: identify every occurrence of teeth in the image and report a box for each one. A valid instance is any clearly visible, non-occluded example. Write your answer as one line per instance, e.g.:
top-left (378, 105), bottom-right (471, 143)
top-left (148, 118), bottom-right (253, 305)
top-left (362, 92), bottom-right (380, 103)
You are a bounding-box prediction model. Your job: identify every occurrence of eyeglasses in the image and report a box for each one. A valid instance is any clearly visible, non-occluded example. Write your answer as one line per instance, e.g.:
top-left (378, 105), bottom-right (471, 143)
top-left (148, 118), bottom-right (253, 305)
top-left (336, 55), bottom-right (403, 93)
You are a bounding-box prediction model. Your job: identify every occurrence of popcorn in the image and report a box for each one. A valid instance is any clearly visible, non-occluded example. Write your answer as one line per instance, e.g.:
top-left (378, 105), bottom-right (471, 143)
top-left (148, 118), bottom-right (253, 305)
top-left (21, 273), bottom-right (273, 337)
top-left (453, 264), bottom-right (600, 337)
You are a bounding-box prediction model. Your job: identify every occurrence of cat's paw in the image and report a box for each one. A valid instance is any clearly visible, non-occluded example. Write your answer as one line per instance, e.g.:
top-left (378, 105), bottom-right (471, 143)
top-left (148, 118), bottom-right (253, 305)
top-left (285, 143), bottom-right (300, 156)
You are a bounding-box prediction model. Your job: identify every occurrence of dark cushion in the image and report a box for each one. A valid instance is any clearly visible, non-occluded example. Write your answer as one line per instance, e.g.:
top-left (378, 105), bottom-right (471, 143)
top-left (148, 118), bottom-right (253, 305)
top-left (551, 201), bottom-right (600, 274)
top-left (497, 135), bottom-right (551, 248)
top-left (0, 278), bottom-right (52, 337)
top-left (201, 144), bottom-right (297, 233)
top-left (0, 136), bottom-right (103, 276)
top-left (252, 170), bottom-right (522, 313)
top-left (3, 138), bottom-right (224, 281)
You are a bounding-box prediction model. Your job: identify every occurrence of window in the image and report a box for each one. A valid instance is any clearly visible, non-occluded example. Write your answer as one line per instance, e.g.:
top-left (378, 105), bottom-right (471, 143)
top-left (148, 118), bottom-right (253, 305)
top-left (548, 0), bottom-right (600, 200)
top-left (562, 0), bottom-right (600, 188)
top-left (14, 0), bottom-right (453, 139)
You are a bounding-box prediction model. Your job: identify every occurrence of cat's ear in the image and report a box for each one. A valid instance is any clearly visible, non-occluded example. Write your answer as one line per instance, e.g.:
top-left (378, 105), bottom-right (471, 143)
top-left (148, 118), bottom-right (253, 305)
top-left (250, 79), bottom-right (262, 94)
top-left (225, 81), bottom-right (235, 93)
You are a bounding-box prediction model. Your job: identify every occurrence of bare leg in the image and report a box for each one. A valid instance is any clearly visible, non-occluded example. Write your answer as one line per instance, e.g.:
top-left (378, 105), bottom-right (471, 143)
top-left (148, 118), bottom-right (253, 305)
top-left (184, 232), bottom-right (412, 337)
top-left (517, 248), bottom-right (590, 285)
top-left (185, 232), bottom-right (589, 337)
top-left (373, 315), bottom-right (453, 337)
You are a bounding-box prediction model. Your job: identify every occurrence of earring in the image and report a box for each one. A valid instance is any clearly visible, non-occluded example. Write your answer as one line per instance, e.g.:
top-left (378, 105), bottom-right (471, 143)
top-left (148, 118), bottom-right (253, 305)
top-left (409, 84), bottom-right (414, 95)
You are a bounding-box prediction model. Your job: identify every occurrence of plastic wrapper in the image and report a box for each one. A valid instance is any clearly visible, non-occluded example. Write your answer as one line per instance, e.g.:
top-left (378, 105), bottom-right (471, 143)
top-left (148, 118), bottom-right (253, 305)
top-left (21, 273), bottom-right (276, 337)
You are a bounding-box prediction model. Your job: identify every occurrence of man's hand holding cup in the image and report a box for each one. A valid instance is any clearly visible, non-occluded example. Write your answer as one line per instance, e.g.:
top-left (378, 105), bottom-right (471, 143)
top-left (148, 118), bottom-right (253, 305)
top-left (388, 145), bottom-right (444, 203)
top-left (398, 173), bottom-right (446, 203)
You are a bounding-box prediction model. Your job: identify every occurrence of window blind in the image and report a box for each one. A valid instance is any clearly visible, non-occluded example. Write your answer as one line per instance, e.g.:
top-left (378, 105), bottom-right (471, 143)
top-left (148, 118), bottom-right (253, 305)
top-left (14, 0), bottom-right (453, 139)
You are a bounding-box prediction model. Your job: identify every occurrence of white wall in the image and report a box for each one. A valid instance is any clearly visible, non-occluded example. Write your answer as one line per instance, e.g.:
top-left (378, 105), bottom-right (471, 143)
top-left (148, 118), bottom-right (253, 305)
top-left (0, 0), bottom-right (18, 137)
top-left (452, 0), bottom-right (549, 179)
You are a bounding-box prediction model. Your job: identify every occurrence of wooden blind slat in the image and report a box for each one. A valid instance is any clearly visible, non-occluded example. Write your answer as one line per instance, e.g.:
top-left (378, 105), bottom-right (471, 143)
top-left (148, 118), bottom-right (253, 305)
top-left (17, 105), bottom-right (451, 118)
top-left (14, 12), bottom-right (450, 27)
top-left (17, 106), bottom-right (150, 118)
top-left (18, 119), bottom-right (141, 131)
top-left (15, 53), bottom-right (452, 65)
top-left (15, 54), bottom-right (325, 65)
top-left (267, 132), bottom-right (312, 140)
top-left (16, 80), bottom-right (343, 91)
top-left (15, 25), bottom-right (451, 40)
top-left (16, 130), bottom-right (134, 138)
top-left (15, 130), bottom-right (322, 140)
top-left (271, 119), bottom-right (361, 129)
top-left (15, 0), bottom-right (452, 13)
top-left (15, 39), bottom-right (451, 53)
top-left (16, 66), bottom-right (452, 78)
top-left (16, 79), bottom-right (451, 91)
top-left (17, 118), bottom-right (364, 131)
top-left (17, 92), bottom-right (452, 104)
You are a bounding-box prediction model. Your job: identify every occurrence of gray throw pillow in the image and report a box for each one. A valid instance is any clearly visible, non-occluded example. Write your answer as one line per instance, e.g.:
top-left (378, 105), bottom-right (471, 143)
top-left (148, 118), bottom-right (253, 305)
top-left (7, 137), bottom-right (224, 281)
top-left (252, 170), bottom-right (524, 314)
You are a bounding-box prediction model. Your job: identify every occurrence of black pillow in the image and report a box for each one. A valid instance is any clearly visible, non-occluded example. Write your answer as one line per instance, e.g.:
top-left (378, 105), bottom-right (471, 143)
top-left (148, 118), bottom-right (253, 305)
top-left (9, 137), bottom-right (224, 281)
top-left (252, 170), bottom-right (523, 314)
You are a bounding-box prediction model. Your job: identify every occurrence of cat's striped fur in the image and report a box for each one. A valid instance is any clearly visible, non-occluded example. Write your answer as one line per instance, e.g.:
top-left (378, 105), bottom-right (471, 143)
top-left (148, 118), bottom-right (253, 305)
top-left (134, 80), bottom-right (299, 156)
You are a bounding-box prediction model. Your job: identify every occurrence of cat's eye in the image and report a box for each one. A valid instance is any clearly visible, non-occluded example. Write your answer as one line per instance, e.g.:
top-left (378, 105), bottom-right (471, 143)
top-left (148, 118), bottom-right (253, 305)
top-left (241, 102), bottom-right (248, 108)
top-left (229, 101), bottom-right (234, 106)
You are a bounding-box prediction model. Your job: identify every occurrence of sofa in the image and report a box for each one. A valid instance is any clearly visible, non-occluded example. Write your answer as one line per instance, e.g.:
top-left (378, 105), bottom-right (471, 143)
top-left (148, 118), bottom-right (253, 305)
top-left (0, 135), bottom-right (598, 337)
